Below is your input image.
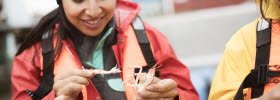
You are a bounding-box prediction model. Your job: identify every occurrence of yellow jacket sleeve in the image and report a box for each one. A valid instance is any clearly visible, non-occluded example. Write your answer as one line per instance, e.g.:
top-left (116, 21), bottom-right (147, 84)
top-left (209, 18), bottom-right (259, 100)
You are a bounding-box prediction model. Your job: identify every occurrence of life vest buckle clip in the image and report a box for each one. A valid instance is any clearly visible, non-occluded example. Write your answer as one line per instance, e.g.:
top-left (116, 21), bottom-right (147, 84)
top-left (257, 65), bottom-right (280, 84)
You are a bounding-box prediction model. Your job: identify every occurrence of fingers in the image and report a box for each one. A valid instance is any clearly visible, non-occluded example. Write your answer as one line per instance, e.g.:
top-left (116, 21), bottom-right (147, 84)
top-left (137, 78), bottom-right (178, 99)
top-left (138, 75), bottom-right (160, 86)
top-left (54, 69), bottom-right (95, 82)
top-left (146, 79), bottom-right (177, 92)
top-left (63, 75), bottom-right (89, 86)
top-left (138, 88), bottom-right (178, 99)
top-left (54, 95), bottom-right (72, 100)
top-left (56, 83), bottom-right (83, 99)
top-left (164, 98), bottom-right (175, 100)
top-left (136, 97), bottom-right (164, 100)
top-left (136, 97), bottom-right (174, 100)
top-left (53, 75), bottom-right (89, 91)
top-left (53, 69), bottom-right (94, 99)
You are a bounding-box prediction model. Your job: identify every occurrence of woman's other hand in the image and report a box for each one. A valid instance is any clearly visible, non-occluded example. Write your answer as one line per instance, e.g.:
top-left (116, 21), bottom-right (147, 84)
top-left (136, 76), bottom-right (178, 100)
top-left (53, 69), bottom-right (95, 100)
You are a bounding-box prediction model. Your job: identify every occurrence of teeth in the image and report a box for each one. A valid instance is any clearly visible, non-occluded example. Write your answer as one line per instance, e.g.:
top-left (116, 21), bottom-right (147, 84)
top-left (85, 19), bottom-right (101, 24)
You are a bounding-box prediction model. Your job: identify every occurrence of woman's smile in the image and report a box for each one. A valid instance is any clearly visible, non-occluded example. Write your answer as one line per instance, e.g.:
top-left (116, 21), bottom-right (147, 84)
top-left (63, 0), bottom-right (116, 36)
top-left (80, 17), bottom-right (103, 29)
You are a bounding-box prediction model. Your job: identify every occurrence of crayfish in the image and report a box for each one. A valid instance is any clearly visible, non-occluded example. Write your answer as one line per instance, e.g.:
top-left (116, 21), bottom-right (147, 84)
top-left (122, 57), bottom-right (171, 92)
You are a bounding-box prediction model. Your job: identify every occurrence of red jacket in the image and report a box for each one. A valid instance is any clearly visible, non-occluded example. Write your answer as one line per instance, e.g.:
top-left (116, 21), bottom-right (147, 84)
top-left (11, 1), bottom-right (199, 100)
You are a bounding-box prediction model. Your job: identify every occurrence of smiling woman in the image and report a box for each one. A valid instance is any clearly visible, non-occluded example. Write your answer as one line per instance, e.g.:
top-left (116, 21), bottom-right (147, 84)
top-left (11, 0), bottom-right (199, 100)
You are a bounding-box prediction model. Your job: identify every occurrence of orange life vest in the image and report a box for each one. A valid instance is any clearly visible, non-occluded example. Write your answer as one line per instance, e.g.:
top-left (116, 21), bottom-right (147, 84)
top-left (35, 23), bottom-right (153, 100)
top-left (235, 19), bottom-right (280, 100)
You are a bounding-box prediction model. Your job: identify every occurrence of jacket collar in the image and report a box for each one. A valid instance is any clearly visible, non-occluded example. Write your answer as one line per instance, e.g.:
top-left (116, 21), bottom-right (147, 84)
top-left (115, 0), bottom-right (140, 34)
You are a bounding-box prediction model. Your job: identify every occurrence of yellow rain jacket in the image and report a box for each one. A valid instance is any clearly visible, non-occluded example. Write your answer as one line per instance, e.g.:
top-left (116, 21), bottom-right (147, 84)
top-left (209, 0), bottom-right (280, 100)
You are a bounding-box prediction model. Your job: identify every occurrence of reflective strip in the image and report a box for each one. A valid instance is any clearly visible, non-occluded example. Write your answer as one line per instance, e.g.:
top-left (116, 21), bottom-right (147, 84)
top-left (42, 31), bottom-right (51, 39)
top-left (257, 18), bottom-right (269, 31)
top-left (132, 17), bottom-right (145, 30)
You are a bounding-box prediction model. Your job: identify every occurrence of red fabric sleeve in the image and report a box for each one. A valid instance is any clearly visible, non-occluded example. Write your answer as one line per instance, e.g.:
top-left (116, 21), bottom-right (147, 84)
top-left (11, 45), bottom-right (41, 100)
top-left (145, 23), bottom-right (200, 100)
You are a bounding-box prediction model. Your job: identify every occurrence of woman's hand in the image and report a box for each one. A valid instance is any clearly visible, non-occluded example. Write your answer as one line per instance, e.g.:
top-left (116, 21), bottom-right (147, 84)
top-left (53, 69), bottom-right (95, 100)
top-left (136, 76), bottom-right (178, 100)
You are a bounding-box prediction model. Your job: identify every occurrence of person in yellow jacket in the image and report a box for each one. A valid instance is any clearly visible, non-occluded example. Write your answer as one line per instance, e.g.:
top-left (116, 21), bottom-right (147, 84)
top-left (209, 0), bottom-right (280, 100)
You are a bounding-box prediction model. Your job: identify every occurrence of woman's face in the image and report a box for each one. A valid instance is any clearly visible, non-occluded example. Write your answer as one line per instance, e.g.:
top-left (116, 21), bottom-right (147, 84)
top-left (62, 0), bottom-right (116, 36)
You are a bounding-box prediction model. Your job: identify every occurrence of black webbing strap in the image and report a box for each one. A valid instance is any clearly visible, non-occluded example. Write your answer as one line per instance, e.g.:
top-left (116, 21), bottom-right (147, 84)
top-left (234, 65), bottom-right (268, 100)
top-left (26, 31), bottom-right (55, 100)
top-left (132, 16), bottom-right (159, 77)
top-left (251, 19), bottom-right (271, 98)
top-left (56, 0), bottom-right (61, 5)
top-left (234, 18), bottom-right (271, 100)
top-left (234, 69), bottom-right (260, 100)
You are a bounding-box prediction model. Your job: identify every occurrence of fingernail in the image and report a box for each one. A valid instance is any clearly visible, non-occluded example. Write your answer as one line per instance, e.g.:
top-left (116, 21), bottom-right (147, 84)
top-left (146, 86), bottom-right (153, 90)
top-left (86, 70), bottom-right (94, 75)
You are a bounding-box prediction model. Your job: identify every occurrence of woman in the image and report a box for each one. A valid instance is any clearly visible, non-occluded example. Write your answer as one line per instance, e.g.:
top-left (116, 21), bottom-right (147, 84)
top-left (11, 0), bottom-right (199, 100)
top-left (209, 0), bottom-right (280, 100)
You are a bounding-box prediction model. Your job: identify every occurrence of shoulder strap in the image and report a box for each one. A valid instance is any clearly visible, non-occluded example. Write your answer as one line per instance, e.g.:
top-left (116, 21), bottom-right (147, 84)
top-left (26, 30), bottom-right (55, 100)
top-left (251, 18), bottom-right (271, 98)
top-left (234, 18), bottom-right (271, 100)
top-left (132, 16), bottom-right (159, 77)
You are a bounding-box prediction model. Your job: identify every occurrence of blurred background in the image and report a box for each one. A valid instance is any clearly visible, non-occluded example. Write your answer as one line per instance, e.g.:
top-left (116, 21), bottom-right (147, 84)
top-left (0, 0), bottom-right (259, 99)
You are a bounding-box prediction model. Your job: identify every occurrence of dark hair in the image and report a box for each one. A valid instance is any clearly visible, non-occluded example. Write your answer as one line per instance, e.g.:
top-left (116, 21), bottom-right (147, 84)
top-left (16, 5), bottom-right (77, 70)
top-left (259, 0), bottom-right (280, 22)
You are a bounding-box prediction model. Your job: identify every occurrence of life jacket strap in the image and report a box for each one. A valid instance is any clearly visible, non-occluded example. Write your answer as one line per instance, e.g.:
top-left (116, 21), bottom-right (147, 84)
top-left (132, 16), bottom-right (159, 77)
top-left (234, 18), bottom-right (271, 100)
top-left (26, 30), bottom-right (55, 100)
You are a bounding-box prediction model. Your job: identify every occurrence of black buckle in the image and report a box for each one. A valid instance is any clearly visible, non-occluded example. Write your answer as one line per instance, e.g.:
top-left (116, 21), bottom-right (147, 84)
top-left (257, 65), bottom-right (280, 84)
